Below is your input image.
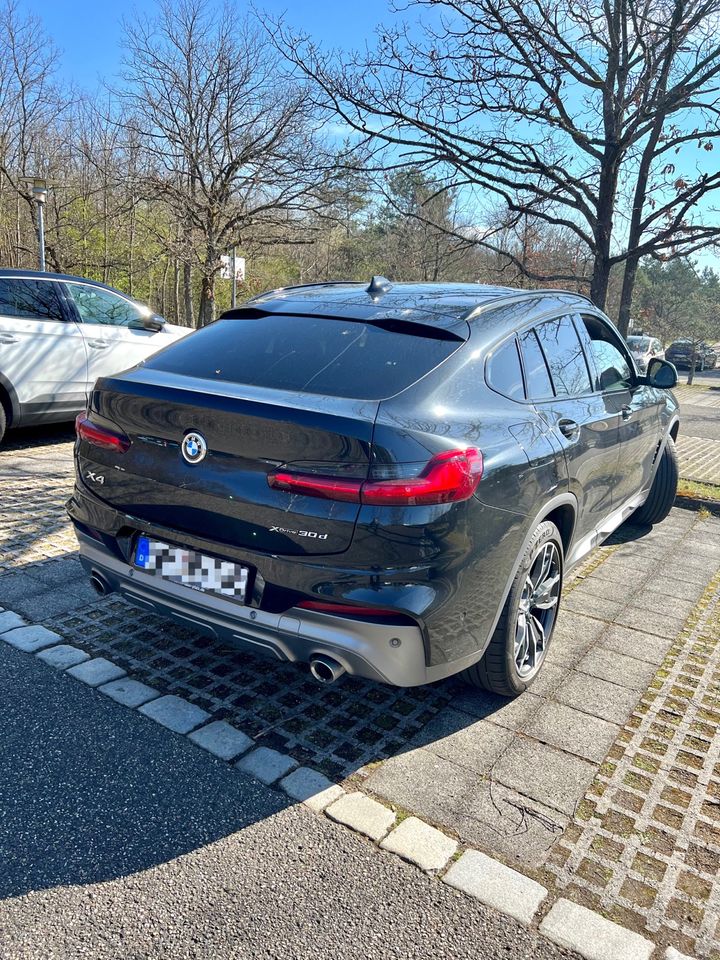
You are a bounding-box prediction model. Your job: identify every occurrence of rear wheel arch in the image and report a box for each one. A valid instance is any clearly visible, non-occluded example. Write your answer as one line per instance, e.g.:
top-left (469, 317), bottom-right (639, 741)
top-left (0, 373), bottom-right (19, 432)
top-left (542, 502), bottom-right (576, 557)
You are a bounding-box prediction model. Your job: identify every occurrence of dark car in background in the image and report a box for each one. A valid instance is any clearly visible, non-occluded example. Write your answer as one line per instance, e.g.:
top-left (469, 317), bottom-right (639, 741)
top-left (666, 339), bottom-right (717, 371)
top-left (67, 279), bottom-right (680, 697)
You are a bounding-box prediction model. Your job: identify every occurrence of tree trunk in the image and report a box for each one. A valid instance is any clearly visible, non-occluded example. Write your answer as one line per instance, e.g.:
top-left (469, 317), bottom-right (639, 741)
top-left (590, 254), bottom-right (611, 309)
top-left (183, 261), bottom-right (193, 327)
top-left (617, 256), bottom-right (640, 337)
top-left (687, 353), bottom-right (697, 386)
top-left (198, 272), bottom-right (215, 327)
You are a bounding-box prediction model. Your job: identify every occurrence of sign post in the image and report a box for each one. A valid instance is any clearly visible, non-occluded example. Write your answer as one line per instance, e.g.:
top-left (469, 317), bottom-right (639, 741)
top-left (220, 253), bottom-right (246, 309)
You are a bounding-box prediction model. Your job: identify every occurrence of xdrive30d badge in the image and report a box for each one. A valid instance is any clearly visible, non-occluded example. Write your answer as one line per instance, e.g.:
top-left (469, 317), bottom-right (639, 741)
top-left (68, 279), bottom-right (680, 696)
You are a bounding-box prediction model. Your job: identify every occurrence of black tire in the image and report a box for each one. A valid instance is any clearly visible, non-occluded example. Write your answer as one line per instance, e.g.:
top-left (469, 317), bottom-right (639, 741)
top-left (633, 436), bottom-right (678, 526)
top-left (0, 402), bottom-right (5, 447)
top-left (462, 520), bottom-right (563, 698)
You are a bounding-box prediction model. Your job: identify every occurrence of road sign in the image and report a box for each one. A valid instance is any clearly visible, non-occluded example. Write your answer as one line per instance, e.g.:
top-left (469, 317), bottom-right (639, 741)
top-left (220, 255), bottom-right (246, 281)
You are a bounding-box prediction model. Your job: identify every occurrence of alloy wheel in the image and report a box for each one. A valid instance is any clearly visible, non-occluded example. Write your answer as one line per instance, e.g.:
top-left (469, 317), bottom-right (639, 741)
top-left (514, 540), bottom-right (561, 680)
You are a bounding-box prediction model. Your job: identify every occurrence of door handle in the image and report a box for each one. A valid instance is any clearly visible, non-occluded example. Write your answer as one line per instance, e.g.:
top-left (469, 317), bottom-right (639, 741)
top-left (87, 339), bottom-right (109, 349)
top-left (621, 405), bottom-right (632, 420)
top-left (0, 334), bottom-right (18, 344)
top-left (558, 418), bottom-right (580, 438)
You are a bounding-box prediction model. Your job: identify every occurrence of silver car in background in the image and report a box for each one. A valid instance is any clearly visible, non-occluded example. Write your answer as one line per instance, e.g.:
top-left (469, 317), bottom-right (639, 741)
top-left (627, 335), bottom-right (664, 373)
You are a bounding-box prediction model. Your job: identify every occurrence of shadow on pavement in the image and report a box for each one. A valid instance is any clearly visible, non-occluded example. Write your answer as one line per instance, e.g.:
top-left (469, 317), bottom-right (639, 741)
top-left (0, 641), bottom-right (288, 900)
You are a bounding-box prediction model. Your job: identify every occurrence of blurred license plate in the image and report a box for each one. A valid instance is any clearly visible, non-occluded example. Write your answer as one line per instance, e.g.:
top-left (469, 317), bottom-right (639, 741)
top-left (134, 536), bottom-right (248, 602)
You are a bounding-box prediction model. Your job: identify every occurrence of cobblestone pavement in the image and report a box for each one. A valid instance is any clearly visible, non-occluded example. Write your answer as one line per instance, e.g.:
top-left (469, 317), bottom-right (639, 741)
top-left (674, 386), bottom-right (720, 410)
top-left (676, 435), bottom-right (720, 485)
top-left (3, 426), bottom-right (720, 956)
top-left (545, 570), bottom-right (720, 958)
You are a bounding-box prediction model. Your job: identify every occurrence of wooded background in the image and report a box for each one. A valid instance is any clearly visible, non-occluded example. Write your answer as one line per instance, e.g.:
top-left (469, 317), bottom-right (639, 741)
top-left (1, 0), bottom-right (719, 352)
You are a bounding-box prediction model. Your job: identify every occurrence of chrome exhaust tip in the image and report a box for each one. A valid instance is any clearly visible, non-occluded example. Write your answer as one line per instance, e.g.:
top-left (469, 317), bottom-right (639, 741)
top-left (309, 655), bottom-right (346, 684)
top-left (89, 572), bottom-right (111, 597)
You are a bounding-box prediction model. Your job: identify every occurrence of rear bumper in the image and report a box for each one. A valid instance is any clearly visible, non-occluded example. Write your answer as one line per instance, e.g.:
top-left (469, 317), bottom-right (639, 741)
top-left (77, 532), bottom-right (439, 686)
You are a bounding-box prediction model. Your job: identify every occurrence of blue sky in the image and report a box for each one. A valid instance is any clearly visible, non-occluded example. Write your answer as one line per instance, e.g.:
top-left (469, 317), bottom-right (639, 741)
top-left (28, 0), bottom-right (394, 89)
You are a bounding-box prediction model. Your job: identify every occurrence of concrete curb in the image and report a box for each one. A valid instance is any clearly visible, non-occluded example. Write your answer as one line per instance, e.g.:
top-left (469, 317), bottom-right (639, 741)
top-left (0, 619), bottom-right (699, 960)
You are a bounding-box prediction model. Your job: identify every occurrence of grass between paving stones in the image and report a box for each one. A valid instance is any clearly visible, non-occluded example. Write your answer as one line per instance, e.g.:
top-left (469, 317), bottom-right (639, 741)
top-left (678, 479), bottom-right (720, 501)
top-left (542, 566), bottom-right (720, 957)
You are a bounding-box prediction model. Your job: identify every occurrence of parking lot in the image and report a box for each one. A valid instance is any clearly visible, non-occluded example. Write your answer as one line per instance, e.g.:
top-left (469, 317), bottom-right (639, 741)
top-left (2, 423), bottom-right (720, 958)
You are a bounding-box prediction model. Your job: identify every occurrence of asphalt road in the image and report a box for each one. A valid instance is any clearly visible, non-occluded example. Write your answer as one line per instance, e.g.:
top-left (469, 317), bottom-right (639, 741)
top-left (0, 643), bottom-right (579, 960)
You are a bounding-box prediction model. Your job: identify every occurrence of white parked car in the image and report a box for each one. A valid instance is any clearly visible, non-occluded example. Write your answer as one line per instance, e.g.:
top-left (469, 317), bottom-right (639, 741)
top-left (626, 334), bottom-right (664, 374)
top-left (0, 269), bottom-right (192, 445)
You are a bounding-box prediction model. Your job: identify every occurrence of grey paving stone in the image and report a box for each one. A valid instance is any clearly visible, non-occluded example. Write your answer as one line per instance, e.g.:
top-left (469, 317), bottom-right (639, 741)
top-left (380, 816), bottom-right (457, 872)
top-left (449, 688), bottom-right (543, 731)
top-left (611, 606), bottom-right (688, 638)
top-left (443, 849), bottom-right (547, 925)
top-left (630, 592), bottom-right (697, 621)
top-left (554, 671), bottom-right (641, 724)
top-left (36, 644), bottom-right (90, 670)
top-left (598, 625), bottom-right (674, 665)
top-left (138, 694), bottom-right (210, 734)
top-left (325, 791), bottom-right (396, 841)
top-left (547, 611), bottom-right (606, 667)
top-left (98, 677), bottom-right (161, 708)
top-left (524, 660), bottom-right (567, 697)
top-left (0, 610), bottom-right (26, 632)
top-left (188, 720), bottom-right (253, 761)
top-left (279, 767), bottom-right (345, 812)
top-left (8, 581), bottom-right (99, 621)
top-left (235, 746), bottom-right (297, 785)
top-left (67, 657), bottom-right (127, 688)
top-left (576, 647), bottom-right (658, 691)
top-left (0, 624), bottom-right (62, 653)
top-left (586, 564), bottom-right (649, 587)
top-left (566, 578), bottom-right (631, 603)
top-left (539, 898), bottom-right (654, 960)
top-left (665, 948), bottom-right (695, 960)
top-left (563, 592), bottom-right (624, 621)
top-left (366, 748), bottom-right (569, 865)
top-left (413, 711), bottom-right (514, 773)
top-left (524, 701), bottom-right (620, 764)
top-left (491, 737), bottom-right (597, 817)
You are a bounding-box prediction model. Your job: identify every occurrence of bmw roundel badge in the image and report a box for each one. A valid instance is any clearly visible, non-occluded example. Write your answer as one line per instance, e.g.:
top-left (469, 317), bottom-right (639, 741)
top-left (181, 431), bottom-right (208, 464)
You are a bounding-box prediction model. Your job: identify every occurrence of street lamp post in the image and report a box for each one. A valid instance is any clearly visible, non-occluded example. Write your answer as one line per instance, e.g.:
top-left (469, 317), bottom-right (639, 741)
top-left (31, 179), bottom-right (48, 271)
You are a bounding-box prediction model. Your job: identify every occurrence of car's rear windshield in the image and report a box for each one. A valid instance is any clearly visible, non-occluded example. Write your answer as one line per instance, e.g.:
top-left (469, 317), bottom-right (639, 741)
top-left (143, 313), bottom-right (463, 400)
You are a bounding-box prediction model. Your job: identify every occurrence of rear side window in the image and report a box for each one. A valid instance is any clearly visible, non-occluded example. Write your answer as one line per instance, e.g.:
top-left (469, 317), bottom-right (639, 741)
top-left (535, 315), bottom-right (593, 396)
top-left (143, 313), bottom-right (462, 400)
top-left (487, 337), bottom-right (524, 400)
top-left (518, 329), bottom-right (554, 400)
top-left (66, 282), bottom-right (143, 327)
top-left (0, 278), bottom-right (64, 322)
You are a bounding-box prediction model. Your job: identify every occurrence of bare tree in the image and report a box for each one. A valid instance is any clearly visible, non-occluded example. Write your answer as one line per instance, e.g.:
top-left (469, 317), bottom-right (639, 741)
top-left (0, 0), bottom-right (69, 267)
top-left (119, 0), bottom-right (327, 326)
top-left (272, 0), bottom-right (720, 332)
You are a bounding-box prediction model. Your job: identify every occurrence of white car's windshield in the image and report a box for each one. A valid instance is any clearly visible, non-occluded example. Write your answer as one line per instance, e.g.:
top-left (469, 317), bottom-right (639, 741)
top-left (627, 336), bottom-right (651, 352)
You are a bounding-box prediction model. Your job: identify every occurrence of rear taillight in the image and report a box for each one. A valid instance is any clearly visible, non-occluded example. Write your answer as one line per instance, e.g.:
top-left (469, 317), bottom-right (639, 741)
top-left (75, 414), bottom-right (131, 453)
top-left (268, 448), bottom-right (483, 506)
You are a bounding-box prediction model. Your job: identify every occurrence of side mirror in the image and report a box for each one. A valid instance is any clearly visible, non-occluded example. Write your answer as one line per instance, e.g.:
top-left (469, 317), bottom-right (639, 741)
top-left (643, 357), bottom-right (677, 389)
top-left (128, 314), bottom-right (165, 333)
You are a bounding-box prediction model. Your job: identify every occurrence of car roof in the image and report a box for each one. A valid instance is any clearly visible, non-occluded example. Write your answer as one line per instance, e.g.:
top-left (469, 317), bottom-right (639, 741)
top-left (0, 267), bottom-right (129, 298)
top-left (237, 280), bottom-right (593, 334)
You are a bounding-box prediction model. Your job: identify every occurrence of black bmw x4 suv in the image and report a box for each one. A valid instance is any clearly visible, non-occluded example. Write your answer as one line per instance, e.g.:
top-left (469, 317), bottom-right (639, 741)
top-left (67, 279), bottom-right (680, 696)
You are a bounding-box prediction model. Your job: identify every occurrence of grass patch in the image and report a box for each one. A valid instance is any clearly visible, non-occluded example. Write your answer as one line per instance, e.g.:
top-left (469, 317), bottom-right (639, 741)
top-left (677, 478), bottom-right (720, 503)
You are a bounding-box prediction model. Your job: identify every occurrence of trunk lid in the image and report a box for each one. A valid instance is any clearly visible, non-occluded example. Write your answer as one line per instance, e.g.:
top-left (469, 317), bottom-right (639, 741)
top-left (81, 369), bottom-right (377, 556)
